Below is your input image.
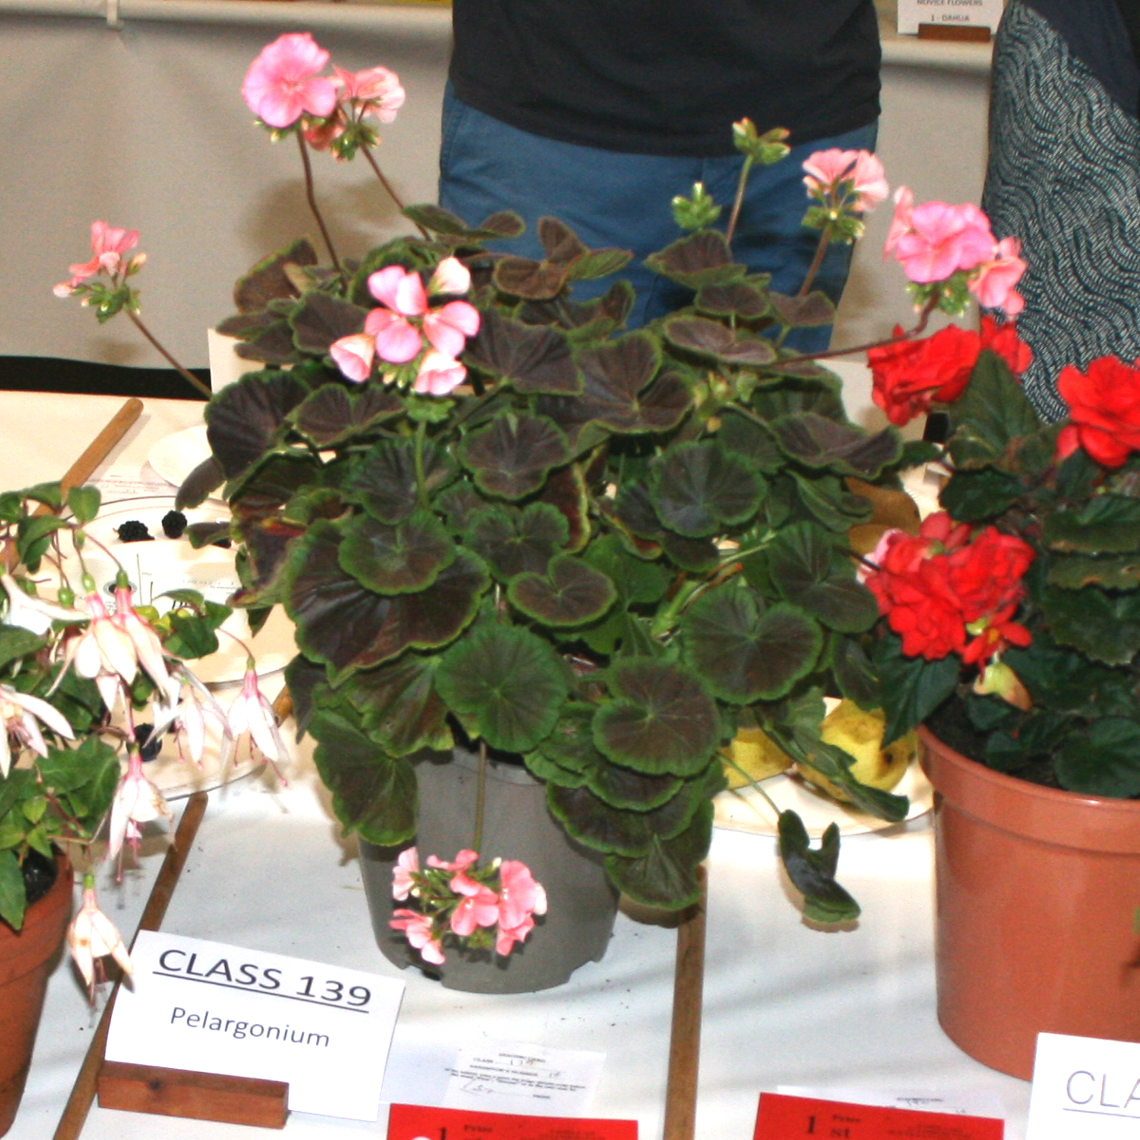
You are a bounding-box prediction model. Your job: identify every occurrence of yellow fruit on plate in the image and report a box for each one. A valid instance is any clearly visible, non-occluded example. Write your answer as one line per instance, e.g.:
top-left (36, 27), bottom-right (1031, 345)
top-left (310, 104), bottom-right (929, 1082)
top-left (721, 724), bottom-right (794, 788)
top-left (796, 700), bottom-right (917, 804)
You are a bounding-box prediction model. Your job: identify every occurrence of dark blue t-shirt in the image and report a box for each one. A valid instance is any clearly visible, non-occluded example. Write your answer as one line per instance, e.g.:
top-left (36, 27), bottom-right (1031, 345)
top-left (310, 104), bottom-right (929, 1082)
top-left (449, 0), bottom-right (882, 157)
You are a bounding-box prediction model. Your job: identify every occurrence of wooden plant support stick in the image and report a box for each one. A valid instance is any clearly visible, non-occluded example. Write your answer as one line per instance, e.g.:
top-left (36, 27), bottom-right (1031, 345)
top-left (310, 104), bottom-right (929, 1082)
top-left (52, 790), bottom-right (208, 1140)
top-left (662, 863), bottom-right (708, 1140)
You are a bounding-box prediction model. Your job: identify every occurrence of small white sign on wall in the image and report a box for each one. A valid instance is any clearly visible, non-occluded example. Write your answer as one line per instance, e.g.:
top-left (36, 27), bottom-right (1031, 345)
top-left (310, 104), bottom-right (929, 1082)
top-left (898, 0), bottom-right (1005, 35)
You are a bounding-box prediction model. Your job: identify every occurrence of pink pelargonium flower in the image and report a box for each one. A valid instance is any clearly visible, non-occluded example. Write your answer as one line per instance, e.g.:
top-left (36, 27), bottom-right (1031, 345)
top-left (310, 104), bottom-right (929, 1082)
top-left (330, 333), bottom-right (376, 382)
top-left (390, 908), bottom-right (445, 965)
top-left (802, 149), bottom-right (888, 212)
top-left (893, 200), bottom-right (997, 284)
top-left (364, 264), bottom-right (481, 366)
top-left (241, 33), bottom-right (337, 129)
top-left (333, 65), bottom-right (405, 123)
top-left (495, 860), bottom-right (547, 930)
top-left (883, 186), bottom-right (914, 259)
top-left (449, 871), bottom-right (500, 937)
top-left (428, 256), bottom-right (472, 297)
top-left (968, 236), bottom-right (1027, 316)
top-left (414, 351), bottom-right (467, 397)
top-left (495, 913), bottom-right (536, 957)
top-left (426, 849), bottom-right (479, 873)
top-left (423, 301), bottom-right (480, 360)
top-left (54, 221), bottom-right (140, 295)
top-left (392, 847), bottom-right (419, 901)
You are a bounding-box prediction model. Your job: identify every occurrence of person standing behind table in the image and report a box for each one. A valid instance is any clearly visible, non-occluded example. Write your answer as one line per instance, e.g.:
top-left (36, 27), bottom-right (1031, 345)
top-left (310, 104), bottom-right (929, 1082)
top-left (982, 0), bottom-right (1140, 420)
top-left (439, 0), bottom-right (882, 351)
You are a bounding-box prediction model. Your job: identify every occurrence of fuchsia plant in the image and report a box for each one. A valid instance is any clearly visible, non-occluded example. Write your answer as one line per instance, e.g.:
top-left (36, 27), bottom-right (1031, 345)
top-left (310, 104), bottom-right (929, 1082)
top-left (390, 848), bottom-right (547, 965)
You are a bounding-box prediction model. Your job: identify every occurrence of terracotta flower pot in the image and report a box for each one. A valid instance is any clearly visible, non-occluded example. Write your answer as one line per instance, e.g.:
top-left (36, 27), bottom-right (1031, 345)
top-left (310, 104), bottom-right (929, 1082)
top-left (920, 727), bottom-right (1140, 1080)
top-left (360, 748), bottom-right (618, 994)
top-left (0, 856), bottom-right (73, 1137)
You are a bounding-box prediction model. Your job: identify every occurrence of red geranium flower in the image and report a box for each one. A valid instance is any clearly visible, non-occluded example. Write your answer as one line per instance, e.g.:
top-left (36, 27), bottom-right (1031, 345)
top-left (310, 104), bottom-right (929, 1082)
top-left (1056, 355), bottom-right (1140, 468)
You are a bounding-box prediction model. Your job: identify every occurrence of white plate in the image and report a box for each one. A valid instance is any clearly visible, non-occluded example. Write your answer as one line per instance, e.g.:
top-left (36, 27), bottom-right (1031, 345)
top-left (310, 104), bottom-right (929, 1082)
top-left (147, 424), bottom-right (211, 490)
top-left (713, 762), bottom-right (934, 839)
top-left (59, 497), bottom-right (295, 685)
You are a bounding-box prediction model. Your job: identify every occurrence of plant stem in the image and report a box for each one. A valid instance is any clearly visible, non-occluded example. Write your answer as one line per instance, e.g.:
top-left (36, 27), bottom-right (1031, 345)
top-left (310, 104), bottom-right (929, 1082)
top-left (360, 144), bottom-right (430, 239)
top-left (797, 224), bottom-right (833, 298)
top-left (724, 155), bottom-right (755, 250)
top-left (472, 739), bottom-right (488, 854)
top-left (297, 132), bottom-right (341, 272)
top-left (126, 313), bottom-right (212, 399)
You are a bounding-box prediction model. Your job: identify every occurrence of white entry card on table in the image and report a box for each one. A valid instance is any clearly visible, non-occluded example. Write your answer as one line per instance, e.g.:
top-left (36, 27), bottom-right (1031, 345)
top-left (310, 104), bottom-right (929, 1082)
top-left (1027, 1032), bottom-right (1140, 1139)
top-left (897, 0), bottom-right (1005, 34)
top-left (106, 931), bottom-right (405, 1120)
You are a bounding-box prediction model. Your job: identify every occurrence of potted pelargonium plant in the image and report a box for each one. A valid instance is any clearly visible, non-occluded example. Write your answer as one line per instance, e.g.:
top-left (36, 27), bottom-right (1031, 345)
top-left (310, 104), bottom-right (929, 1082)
top-left (0, 480), bottom-right (264, 1135)
top-left (860, 192), bottom-right (1140, 1078)
top-left (56, 32), bottom-right (1036, 991)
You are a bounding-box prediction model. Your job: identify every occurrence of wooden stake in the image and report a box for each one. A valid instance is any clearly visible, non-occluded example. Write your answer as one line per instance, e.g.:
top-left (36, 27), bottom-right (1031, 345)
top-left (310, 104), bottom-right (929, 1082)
top-left (662, 864), bottom-right (708, 1140)
top-left (52, 791), bottom-right (208, 1140)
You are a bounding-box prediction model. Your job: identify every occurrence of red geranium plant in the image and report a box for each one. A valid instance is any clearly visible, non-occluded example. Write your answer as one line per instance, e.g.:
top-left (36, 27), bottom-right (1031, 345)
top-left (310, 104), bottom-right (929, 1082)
top-left (863, 274), bottom-right (1140, 797)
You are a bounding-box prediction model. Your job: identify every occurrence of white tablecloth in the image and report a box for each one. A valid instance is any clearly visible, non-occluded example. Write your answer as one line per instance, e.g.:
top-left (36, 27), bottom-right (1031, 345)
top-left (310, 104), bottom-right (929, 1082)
top-left (0, 392), bottom-right (1032, 1139)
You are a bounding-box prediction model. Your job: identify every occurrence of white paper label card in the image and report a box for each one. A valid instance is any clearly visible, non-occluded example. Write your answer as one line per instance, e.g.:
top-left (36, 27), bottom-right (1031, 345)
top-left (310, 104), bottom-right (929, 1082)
top-left (898, 0), bottom-right (1005, 34)
top-left (1027, 1032), bottom-right (1140, 1139)
top-left (442, 1040), bottom-right (605, 1116)
top-left (106, 931), bottom-right (405, 1121)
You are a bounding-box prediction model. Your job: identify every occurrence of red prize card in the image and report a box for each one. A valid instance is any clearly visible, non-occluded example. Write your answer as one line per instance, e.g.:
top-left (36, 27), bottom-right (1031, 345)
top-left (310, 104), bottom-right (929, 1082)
top-left (387, 1103), bottom-right (638, 1140)
top-left (753, 1092), bottom-right (1004, 1139)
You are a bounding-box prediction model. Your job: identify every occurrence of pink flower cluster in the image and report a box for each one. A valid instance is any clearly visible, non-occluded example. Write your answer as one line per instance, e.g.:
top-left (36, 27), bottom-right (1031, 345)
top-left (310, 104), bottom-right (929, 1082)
top-left (390, 848), bottom-right (547, 965)
top-left (330, 259), bottom-right (480, 395)
top-left (802, 148), bottom-right (889, 213)
top-left (241, 32), bottom-right (404, 137)
top-left (53, 221), bottom-right (144, 298)
top-left (885, 188), bottom-right (1026, 316)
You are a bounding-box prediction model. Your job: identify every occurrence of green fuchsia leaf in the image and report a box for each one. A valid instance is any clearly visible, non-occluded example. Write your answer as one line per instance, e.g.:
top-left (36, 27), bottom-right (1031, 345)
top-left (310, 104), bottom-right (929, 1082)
top-left (291, 292), bottom-right (369, 355)
top-left (647, 440), bottom-right (765, 538)
top-left (717, 408), bottom-right (786, 473)
top-left (778, 815), bottom-right (860, 923)
top-left (507, 553), bottom-right (617, 626)
top-left (771, 413), bottom-right (901, 479)
top-left (457, 412), bottom-right (571, 499)
top-left (463, 308), bottom-right (582, 395)
top-left (492, 256), bottom-right (568, 300)
top-left (663, 317), bottom-right (777, 367)
top-left (695, 282), bottom-right (771, 319)
top-left (681, 583), bottom-right (822, 702)
top-left (769, 290), bottom-right (837, 328)
top-left (593, 658), bottom-right (720, 776)
top-left (339, 511), bottom-right (455, 594)
top-left (285, 521), bottom-right (488, 679)
top-left (338, 653), bottom-right (453, 756)
top-left (205, 372), bottom-right (310, 479)
top-left (232, 238), bottom-right (318, 313)
top-left (345, 437), bottom-right (457, 524)
top-left (603, 801), bottom-right (714, 908)
top-left (289, 384), bottom-right (403, 448)
top-left (767, 521), bottom-right (878, 633)
top-left (464, 502), bottom-right (568, 581)
top-left (434, 623), bottom-right (570, 753)
top-left (645, 230), bottom-right (744, 288)
top-left (309, 708), bottom-right (417, 846)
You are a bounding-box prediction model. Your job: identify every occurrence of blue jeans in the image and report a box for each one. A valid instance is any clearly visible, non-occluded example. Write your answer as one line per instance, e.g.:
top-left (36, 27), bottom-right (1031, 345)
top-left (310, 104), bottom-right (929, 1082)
top-left (439, 85), bottom-right (878, 351)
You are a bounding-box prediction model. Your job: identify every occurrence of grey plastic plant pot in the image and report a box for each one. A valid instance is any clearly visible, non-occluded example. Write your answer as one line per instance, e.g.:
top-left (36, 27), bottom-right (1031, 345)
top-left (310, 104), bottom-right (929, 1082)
top-left (359, 748), bottom-right (618, 994)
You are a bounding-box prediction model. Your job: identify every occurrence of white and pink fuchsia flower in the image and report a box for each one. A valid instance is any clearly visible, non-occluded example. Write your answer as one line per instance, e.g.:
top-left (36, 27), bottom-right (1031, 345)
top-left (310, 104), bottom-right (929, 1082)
top-left (67, 882), bottom-right (133, 993)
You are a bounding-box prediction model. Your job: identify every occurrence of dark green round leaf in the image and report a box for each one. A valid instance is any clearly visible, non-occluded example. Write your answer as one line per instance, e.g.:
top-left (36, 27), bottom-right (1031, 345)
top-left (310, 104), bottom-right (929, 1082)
top-left (345, 437), bottom-right (457, 524)
top-left (458, 413), bottom-right (570, 500)
top-left (648, 441), bottom-right (765, 538)
top-left (463, 308), bottom-right (582, 395)
top-left (340, 511), bottom-right (455, 594)
top-left (465, 503), bottom-right (568, 581)
top-left (593, 658), bottom-right (720, 776)
top-left (771, 413), bottom-right (901, 479)
top-left (290, 385), bottom-right (403, 447)
top-left (205, 372), bottom-right (309, 479)
top-left (508, 554), bottom-right (617, 626)
top-left (681, 584), bottom-right (822, 703)
top-left (435, 623), bottom-right (570, 753)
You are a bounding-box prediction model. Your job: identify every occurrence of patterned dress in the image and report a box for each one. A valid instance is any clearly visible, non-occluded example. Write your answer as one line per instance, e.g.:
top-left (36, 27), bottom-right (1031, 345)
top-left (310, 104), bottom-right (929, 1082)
top-left (982, 0), bottom-right (1140, 420)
